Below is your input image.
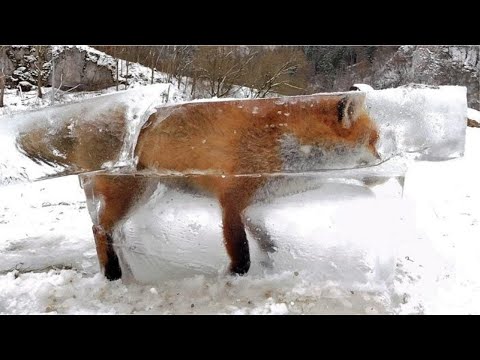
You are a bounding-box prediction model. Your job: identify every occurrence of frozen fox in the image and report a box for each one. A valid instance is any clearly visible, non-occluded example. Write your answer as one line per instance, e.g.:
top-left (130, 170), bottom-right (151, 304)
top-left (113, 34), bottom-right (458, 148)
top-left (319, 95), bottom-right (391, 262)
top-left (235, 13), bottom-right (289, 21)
top-left (17, 91), bottom-right (379, 280)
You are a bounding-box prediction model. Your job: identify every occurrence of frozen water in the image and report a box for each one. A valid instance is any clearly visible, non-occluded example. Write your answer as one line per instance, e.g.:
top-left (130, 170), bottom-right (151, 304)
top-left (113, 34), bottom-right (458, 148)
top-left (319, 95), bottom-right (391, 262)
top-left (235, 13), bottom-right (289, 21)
top-left (0, 84), bottom-right (468, 287)
top-left (366, 85), bottom-right (467, 161)
top-left (0, 84), bottom-right (468, 186)
top-left (79, 166), bottom-right (407, 288)
top-left (0, 84), bottom-right (167, 185)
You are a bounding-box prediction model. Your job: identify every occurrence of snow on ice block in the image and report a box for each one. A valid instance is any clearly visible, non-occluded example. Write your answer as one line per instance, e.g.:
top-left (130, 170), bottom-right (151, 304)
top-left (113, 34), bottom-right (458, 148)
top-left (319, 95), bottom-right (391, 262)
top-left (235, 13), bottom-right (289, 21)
top-left (0, 84), bottom-right (467, 185)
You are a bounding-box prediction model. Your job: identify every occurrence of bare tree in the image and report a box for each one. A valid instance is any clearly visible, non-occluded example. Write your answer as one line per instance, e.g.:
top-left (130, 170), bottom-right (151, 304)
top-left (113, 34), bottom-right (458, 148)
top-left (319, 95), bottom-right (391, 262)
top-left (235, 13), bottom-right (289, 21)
top-left (0, 67), bottom-right (5, 108)
top-left (34, 46), bottom-right (47, 99)
top-left (125, 60), bottom-right (129, 89)
top-left (190, 67), bottom-right (198, 98)
top-left (112, 46), bottom-right (119, 91)
top-left (0, 46), bottom-right (6, 108)
top-left (89, 46), bottom-right (310, 99)
top-left (245, 47), bottom-right (310, 98)
top-left (116, 58), bottom-right (119, 91)
top-left (193, 46), bottom-right (256, 98)
top-left (50, 49), bottom-right (55, 104)
top-left (171, 46), bottom-right (194, 90)
top-left (146, 48), bottom-right (160, 85)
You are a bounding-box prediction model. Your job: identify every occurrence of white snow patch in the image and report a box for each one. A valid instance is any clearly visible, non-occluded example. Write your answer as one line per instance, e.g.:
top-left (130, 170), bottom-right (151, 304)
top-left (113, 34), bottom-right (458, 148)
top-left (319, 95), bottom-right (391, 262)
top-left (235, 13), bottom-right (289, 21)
top-left (468, 108), bottom-right (480, 121)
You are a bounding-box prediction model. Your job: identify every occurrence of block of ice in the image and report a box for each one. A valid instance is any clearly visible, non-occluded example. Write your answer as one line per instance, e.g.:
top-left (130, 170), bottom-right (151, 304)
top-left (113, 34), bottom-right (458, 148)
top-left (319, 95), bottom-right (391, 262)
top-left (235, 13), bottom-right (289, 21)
top-left (0, 84), bottom-right (467, 286)
top-left (80, 170), bottom-right (408, 287)
top-left (366, 85), bottom-right (467, 161)
top-left (0, 85), bottom-right (166, 185)
top-left (0, 84), bottom-right (467, 186)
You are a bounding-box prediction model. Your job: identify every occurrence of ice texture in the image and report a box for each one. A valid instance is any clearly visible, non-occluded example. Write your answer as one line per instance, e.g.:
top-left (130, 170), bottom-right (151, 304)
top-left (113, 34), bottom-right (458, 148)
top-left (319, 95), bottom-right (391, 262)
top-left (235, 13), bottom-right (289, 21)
top-left (0, 84), bottom-right (165, 185)
top-left (0, 84), bottom-right (468, 287)
top-left (366, 85), bottom-right (467, 161)
top-left (0, 84), bottom-right (468, 186)
top-left (80, 170), bottom-right (407, 287)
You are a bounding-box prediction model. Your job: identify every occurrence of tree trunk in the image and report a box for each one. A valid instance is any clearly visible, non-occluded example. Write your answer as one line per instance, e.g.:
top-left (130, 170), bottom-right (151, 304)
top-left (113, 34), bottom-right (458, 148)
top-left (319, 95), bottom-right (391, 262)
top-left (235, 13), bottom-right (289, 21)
top-left (35, 46), bottom-right (44, 99)
top-left (51, 56), bottom-right (55, 104)
top-left (190, 75), bottom-right (196, 98)
top-left (151, 66), bottom-right (154, 84)
top-left (37, 73), bottom-right (43, 98)
top-left (125, 61), bottom-right (129, 89)
top-left (116, 59), bottom-right (119, 91)
top-left (0, 69), bottom-right (5, 108)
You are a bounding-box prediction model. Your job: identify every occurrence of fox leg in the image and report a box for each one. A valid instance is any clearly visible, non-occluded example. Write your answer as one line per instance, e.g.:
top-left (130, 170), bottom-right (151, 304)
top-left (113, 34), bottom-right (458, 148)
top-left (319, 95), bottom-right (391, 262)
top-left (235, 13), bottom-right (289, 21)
top-left (216, 177), bottom-right (269, 275)
top-left (244, 217), bottom-right (277, 254)
top-left (220, 202), bottom-right (251, 275)
top-left (243, 216), bottom-right (277, 269)
top-left (81, 174), bottom-right (150, 280)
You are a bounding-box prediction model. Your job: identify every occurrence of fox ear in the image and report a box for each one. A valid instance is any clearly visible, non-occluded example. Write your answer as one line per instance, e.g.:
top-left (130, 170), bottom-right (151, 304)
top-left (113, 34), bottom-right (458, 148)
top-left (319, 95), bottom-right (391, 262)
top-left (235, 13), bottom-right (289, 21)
top-left (337, 96), bottom-right (355, 128)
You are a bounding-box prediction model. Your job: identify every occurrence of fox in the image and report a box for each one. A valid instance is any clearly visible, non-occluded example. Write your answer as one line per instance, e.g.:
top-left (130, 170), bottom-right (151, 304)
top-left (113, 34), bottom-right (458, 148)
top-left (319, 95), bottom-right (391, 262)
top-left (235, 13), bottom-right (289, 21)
top-left (17, 91), bottom-right (380, 280)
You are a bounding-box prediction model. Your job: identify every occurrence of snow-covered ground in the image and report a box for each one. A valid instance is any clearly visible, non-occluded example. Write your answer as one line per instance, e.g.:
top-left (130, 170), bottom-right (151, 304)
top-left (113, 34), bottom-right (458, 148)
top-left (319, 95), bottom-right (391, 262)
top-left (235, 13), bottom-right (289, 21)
top-left (469, 107), bottom-right (480, 121)
top-left (0, 127), bottom-right (479, 314)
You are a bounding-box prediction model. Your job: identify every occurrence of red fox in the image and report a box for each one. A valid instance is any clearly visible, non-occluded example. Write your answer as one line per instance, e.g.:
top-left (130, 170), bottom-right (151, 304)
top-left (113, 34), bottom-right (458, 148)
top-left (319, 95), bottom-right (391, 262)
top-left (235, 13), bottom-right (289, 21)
top-left (18, 92), bottom-right (379, 280)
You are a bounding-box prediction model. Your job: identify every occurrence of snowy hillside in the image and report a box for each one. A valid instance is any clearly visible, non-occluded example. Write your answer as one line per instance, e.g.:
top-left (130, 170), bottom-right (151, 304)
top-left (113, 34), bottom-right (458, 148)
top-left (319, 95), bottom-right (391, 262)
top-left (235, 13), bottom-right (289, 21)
top-left (0, 45), bottom-right (260, 119)
top-left (0, 46), bottom-right (190, 118)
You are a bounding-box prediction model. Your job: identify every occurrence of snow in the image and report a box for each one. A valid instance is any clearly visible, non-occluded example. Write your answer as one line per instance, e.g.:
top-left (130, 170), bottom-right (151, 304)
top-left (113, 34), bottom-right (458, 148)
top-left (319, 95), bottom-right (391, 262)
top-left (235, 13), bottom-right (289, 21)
top-left (468, 108), bottom-right (480, 121)
top-left (0, 128), bottom-right (479, 314)
top-left (351, 84), bottom-right (374, 92)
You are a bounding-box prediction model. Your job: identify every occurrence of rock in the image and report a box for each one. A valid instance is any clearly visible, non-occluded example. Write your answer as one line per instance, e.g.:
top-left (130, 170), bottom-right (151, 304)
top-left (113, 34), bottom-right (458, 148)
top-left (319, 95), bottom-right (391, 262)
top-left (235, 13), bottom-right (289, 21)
top-left (333, 46), bottom-right (480, 109)
top-left (1, 46), bottom-right (115, 92)
top-left (468, 108), bottom-right (480, 128)
top-left (1, 46), bottom-right (50, 88)
top-left (0, 47), bottom-right (15, 78)
top-left (49, 47), bottom-right (115, 91)
top-left (468, 119), bottom-right (480, 128)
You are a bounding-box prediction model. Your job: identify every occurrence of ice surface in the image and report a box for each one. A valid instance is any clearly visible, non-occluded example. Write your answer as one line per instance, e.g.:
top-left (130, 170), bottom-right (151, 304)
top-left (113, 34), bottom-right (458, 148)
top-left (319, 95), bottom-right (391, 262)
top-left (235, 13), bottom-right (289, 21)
top-left (0, 84), bottom-right (166, 185)
top-left (366, 85), bottom-right (467, 161)
top-left (0, 83), bottom-right (468, 287)
top-left (0, 84), bottom-right (467, 186)
top-left (80, 166), bottom-right (407, 287)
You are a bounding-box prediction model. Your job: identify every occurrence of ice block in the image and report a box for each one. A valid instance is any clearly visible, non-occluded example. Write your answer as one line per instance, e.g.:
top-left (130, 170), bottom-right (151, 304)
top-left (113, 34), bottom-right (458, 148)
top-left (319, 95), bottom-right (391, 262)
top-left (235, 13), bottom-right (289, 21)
top-left (0, 84), bottom-right (467, 186)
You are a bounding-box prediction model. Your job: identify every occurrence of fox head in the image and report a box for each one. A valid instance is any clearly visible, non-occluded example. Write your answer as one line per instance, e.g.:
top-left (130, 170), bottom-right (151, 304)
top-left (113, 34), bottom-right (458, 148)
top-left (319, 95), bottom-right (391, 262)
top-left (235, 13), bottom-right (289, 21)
top-left (267, 92), bottom-right (380, 171)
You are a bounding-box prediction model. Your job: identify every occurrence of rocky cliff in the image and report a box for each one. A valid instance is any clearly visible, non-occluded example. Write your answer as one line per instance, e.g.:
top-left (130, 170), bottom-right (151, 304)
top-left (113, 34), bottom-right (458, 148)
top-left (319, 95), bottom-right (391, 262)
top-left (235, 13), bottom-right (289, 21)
top-left (331, 46), bottom-right (479, 109)
top-left (0, 45), bottom-right (116, 92)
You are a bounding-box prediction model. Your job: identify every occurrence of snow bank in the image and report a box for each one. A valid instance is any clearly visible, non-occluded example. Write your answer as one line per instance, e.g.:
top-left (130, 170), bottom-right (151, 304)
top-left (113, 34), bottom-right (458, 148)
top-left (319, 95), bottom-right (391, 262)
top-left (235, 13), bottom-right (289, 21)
top-left (468, 108), bottom-right (480, 121)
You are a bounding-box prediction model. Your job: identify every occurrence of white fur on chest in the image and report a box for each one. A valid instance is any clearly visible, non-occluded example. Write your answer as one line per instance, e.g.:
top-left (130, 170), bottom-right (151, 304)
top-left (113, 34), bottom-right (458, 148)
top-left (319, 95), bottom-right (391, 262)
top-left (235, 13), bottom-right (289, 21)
top-left (278, 134), bottom-right (376, 172)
